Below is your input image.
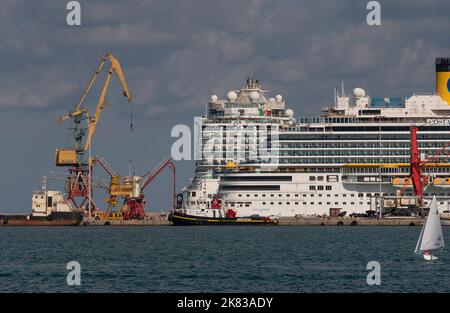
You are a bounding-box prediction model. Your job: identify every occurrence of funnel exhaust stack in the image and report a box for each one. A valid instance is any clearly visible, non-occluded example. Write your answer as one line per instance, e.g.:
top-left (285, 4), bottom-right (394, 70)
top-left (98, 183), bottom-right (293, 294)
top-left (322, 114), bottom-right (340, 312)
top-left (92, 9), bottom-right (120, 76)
top-left (436, 58), bottom-right (450, 104)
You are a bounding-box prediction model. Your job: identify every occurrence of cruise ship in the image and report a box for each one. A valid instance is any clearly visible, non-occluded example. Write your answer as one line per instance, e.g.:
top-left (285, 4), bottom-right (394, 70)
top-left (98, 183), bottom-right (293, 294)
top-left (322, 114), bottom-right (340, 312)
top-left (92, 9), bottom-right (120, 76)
top-left (178, 58), bottom-right (450, 218)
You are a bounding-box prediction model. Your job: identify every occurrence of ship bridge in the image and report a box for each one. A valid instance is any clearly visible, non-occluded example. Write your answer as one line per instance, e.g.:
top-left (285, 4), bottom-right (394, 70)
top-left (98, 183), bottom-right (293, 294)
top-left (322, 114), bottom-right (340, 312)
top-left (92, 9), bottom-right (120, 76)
top-left (206, 78), bottom-right (295, 122)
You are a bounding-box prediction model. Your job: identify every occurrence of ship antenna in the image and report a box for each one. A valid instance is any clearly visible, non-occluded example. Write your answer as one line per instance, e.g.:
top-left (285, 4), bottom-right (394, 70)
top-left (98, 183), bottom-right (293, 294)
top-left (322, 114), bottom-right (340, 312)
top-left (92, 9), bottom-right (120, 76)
top-left (334, 87), bottom-right (337, 106)
top-left (341, 80), bottom-right (346, 97)
top-left (128, 160), bottom-right (134, 176)
top-left (41, 176), bottom-right (47, 192)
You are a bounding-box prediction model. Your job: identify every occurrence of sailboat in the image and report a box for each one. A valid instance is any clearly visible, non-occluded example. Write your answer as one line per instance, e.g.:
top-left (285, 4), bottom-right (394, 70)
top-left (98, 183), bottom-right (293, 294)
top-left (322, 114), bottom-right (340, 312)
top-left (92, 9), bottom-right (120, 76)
top-left (415, 196), bottom-right (445, 261)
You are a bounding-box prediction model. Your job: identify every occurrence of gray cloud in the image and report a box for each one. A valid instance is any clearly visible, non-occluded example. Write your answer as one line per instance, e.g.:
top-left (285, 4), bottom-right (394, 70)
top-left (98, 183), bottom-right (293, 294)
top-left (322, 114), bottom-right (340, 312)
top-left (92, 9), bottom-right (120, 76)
top-left (1, 0), bottom-right (450, 212)
top-left (2, 0), bottom-right (449, 115)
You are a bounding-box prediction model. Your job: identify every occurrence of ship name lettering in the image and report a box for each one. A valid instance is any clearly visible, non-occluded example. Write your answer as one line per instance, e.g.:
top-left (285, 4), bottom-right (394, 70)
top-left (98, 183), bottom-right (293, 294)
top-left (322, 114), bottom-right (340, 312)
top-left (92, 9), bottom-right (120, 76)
top-left (427, 119), bottom-right (450, 126)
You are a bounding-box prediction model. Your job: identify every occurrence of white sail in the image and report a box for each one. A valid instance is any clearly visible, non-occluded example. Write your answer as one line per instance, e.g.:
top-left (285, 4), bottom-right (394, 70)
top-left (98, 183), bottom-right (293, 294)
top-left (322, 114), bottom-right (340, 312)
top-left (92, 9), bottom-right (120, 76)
top-left (415, 221), bottom-right (425, 254)
top-left (416, 196), bottom-right (445, 253)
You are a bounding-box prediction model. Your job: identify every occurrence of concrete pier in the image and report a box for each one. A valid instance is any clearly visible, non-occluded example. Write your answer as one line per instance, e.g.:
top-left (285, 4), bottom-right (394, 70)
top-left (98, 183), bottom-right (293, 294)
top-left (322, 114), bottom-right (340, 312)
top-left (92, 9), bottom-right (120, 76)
top-left (82, 212), bottom-right (171, 226)
top-left (80, 212), bottom-right (429, 226)
top-left (277, 216), bottom-right (425, 226)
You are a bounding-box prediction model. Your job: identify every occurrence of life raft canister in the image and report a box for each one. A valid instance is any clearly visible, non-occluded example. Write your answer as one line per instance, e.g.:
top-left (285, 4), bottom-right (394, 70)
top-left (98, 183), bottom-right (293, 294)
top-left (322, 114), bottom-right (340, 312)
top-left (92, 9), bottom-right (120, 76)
top-left (211, 197), bottom-right (221, 209)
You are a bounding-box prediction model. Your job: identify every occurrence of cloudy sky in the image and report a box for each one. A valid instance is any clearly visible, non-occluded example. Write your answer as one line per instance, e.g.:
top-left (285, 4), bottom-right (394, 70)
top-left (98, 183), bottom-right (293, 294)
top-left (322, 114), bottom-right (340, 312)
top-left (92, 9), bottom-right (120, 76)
top-left (0, 0), bottom-right (449, 212)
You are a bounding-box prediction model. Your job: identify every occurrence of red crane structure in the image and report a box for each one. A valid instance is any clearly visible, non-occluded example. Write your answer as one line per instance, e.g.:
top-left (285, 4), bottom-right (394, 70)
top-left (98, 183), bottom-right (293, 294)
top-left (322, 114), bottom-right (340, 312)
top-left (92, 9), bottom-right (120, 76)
top-left (400, 126), bottom-right (450, 211)
top-left (122, 157), bottom-right (176, 220)
top-left (408, 126), bottom-right (426, 207)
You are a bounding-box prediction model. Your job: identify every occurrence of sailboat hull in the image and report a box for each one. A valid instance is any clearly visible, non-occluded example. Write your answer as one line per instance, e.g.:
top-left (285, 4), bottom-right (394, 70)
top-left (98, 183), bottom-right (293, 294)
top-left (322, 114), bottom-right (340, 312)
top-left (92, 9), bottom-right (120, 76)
top-left (423, 254), bottom-right (438, 261)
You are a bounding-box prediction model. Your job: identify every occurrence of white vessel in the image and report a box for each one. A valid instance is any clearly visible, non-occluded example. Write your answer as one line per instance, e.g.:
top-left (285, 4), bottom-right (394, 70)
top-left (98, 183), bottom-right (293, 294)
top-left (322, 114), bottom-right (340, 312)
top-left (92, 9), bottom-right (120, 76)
top-left (415, 196), bottom-right (445, 260)
top-left (32, 190), bottom-right (74, 217)
top-left (179, 59), bottom-right (450, 219)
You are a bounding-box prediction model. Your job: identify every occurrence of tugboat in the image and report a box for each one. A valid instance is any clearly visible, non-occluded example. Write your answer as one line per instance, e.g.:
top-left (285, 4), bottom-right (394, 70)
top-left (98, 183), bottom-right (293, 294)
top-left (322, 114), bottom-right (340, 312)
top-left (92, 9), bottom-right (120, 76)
top-left (169, 194), bottom-right (278, 226)
top-left (0, 190), bottom-right (83, 226)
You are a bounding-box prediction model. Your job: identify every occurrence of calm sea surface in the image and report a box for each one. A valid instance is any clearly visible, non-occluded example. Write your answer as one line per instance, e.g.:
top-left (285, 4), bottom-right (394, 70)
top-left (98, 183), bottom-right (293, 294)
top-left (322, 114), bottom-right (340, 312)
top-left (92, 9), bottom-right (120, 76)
top-left (0, 226), bottom-right (449, 293)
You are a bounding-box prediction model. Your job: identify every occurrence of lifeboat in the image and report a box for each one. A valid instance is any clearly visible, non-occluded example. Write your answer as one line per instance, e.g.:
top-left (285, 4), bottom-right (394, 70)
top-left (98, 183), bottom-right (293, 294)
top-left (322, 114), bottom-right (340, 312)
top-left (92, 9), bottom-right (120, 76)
top-left (392, 177), bottom-right (414, 188)
top-left (433, 177), bottom-right (450, 187)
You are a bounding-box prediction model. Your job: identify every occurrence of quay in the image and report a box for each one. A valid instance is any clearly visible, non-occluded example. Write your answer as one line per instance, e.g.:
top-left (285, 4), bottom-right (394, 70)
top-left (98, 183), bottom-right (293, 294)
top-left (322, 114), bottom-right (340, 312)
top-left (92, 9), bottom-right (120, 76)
top-left (277, 216), bottom-right (425, 226)
top-left (82, 212), bottom-right (171, 226)
top-left (79, 212), bottom-right (428, 226)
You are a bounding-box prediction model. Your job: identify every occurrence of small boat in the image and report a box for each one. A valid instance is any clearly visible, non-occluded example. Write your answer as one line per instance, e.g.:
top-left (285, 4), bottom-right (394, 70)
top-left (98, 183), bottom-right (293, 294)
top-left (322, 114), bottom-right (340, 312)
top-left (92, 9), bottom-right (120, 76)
top-left (415, 196), bottom-right (445, 261)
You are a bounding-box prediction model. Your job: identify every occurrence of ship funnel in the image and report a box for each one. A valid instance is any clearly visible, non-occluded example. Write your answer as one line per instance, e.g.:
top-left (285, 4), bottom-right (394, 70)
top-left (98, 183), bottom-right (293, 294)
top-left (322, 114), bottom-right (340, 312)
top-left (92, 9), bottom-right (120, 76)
top-left (436, 58), bottom-right (450, 104)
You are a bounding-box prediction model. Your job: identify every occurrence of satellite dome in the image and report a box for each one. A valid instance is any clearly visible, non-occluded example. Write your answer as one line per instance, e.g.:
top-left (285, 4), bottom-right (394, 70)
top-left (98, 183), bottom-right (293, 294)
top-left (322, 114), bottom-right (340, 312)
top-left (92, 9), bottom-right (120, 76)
top-left (249, 91), bottom-right (260, 102)
top-left (276, 94), bottom-right (283, 103)
top-left (269, 97), bottom-right (276, 103)
top-left (285, 109), bottom-right (294, 117)
top-left (353, 87), bottom-right (366, 98)
top-left (211, 95), bottom-right (218, 102)
top-left (227, 91), bottom-right (238, 101)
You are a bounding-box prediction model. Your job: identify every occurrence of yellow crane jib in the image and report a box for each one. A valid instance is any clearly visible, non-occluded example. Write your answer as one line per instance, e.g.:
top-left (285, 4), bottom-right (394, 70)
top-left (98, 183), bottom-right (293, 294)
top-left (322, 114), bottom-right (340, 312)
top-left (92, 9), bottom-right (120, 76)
top-left (55, 52), bottom-right (133, 167)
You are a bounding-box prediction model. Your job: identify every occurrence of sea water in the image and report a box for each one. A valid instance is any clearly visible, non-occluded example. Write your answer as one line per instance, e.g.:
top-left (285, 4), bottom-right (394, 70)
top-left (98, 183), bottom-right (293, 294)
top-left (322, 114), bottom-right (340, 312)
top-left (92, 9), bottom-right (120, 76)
top-left (0, 226), bottom-right (449, 292)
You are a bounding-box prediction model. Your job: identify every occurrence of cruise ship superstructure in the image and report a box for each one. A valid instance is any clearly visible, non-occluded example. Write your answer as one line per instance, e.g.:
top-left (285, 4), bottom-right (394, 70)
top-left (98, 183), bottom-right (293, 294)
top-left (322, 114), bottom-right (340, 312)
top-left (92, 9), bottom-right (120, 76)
top-left (180, 58), bottom-right (450, 218)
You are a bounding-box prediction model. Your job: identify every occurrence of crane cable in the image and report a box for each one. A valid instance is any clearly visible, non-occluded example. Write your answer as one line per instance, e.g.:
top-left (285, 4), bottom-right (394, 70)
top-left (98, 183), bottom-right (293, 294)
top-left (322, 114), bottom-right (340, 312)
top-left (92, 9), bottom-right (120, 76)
top-left (130, 102), bottom-right (133, 131)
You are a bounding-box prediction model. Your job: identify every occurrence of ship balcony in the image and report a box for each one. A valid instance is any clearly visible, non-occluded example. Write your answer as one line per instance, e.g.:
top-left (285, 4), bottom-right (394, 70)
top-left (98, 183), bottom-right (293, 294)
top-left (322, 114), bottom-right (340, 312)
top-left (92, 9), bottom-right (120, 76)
top-left (342, 175), bottom-right (391, 184)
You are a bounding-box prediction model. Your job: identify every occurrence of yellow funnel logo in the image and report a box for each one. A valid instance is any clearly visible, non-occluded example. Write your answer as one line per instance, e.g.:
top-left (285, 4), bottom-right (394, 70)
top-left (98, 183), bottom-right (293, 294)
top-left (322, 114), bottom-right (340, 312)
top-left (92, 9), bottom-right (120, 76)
top-left (437, 71), bottom-right (450, 104)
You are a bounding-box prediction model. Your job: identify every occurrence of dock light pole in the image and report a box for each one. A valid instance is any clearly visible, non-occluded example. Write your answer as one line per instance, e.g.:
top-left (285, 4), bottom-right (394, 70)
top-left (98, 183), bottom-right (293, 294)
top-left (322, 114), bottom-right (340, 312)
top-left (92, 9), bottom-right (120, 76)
top-left (378, 116), bottom-right (383, 220)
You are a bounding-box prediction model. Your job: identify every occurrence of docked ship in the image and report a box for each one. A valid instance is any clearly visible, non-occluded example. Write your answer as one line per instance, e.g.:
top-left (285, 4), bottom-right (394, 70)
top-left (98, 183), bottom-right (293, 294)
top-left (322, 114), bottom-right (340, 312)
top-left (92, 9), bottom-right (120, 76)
top-left (0, 189), bottom-right (83, 226)
top-left (175, 58), bottom-right (450, 220)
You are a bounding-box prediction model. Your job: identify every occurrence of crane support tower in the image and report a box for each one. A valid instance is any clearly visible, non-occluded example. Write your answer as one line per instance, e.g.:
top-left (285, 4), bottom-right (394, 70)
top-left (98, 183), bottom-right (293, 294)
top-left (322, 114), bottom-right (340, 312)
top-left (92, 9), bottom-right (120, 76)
top-left (409, 126), bottom-right (425, 207)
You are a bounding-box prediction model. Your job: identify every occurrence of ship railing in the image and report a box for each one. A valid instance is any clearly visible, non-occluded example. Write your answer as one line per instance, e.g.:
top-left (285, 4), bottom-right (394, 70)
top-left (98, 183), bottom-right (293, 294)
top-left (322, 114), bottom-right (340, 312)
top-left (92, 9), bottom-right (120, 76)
top-left (383, 195), bottom-right (450, 200)
top-left (203, 118), bottom-right (285, 125)
top-left (412, 92), bottom-right (437, 96)
top-left (296, 116), bottom-right (434, 125)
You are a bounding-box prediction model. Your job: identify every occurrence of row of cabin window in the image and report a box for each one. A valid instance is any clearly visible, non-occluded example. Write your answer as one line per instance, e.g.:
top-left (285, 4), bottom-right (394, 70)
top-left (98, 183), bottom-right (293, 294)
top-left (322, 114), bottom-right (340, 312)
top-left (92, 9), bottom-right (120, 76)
top-left (233, 200), bottom-right (449, 206)
top-left (236, 192), bottom-right (381, 198)
top-left (309, 185), bottom-right (332, 191)
top-left (252, 201), bottom-right (450, 206)
top-left (260, 201), bottom-right (367, 206)
top-left (238, 194), bottom-right (297, 198)
top-left (193, 190), bottom-right (450, 199)
top-left (309, 175), bottom-right (338, 182)
top-left (240, 192), bottom-right (450, 198)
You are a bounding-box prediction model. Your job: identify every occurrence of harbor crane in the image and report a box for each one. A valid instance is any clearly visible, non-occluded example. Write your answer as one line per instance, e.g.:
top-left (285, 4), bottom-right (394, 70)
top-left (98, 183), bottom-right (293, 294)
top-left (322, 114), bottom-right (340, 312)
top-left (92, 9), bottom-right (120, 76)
top-left (55, 52), bottom-right (132, 215)
top-left (120, 156), bottom-right (176, 220)
top-left (78, 155), bottom-right (176, 221)
top-left (398, 125), bottom-right (450, 215)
